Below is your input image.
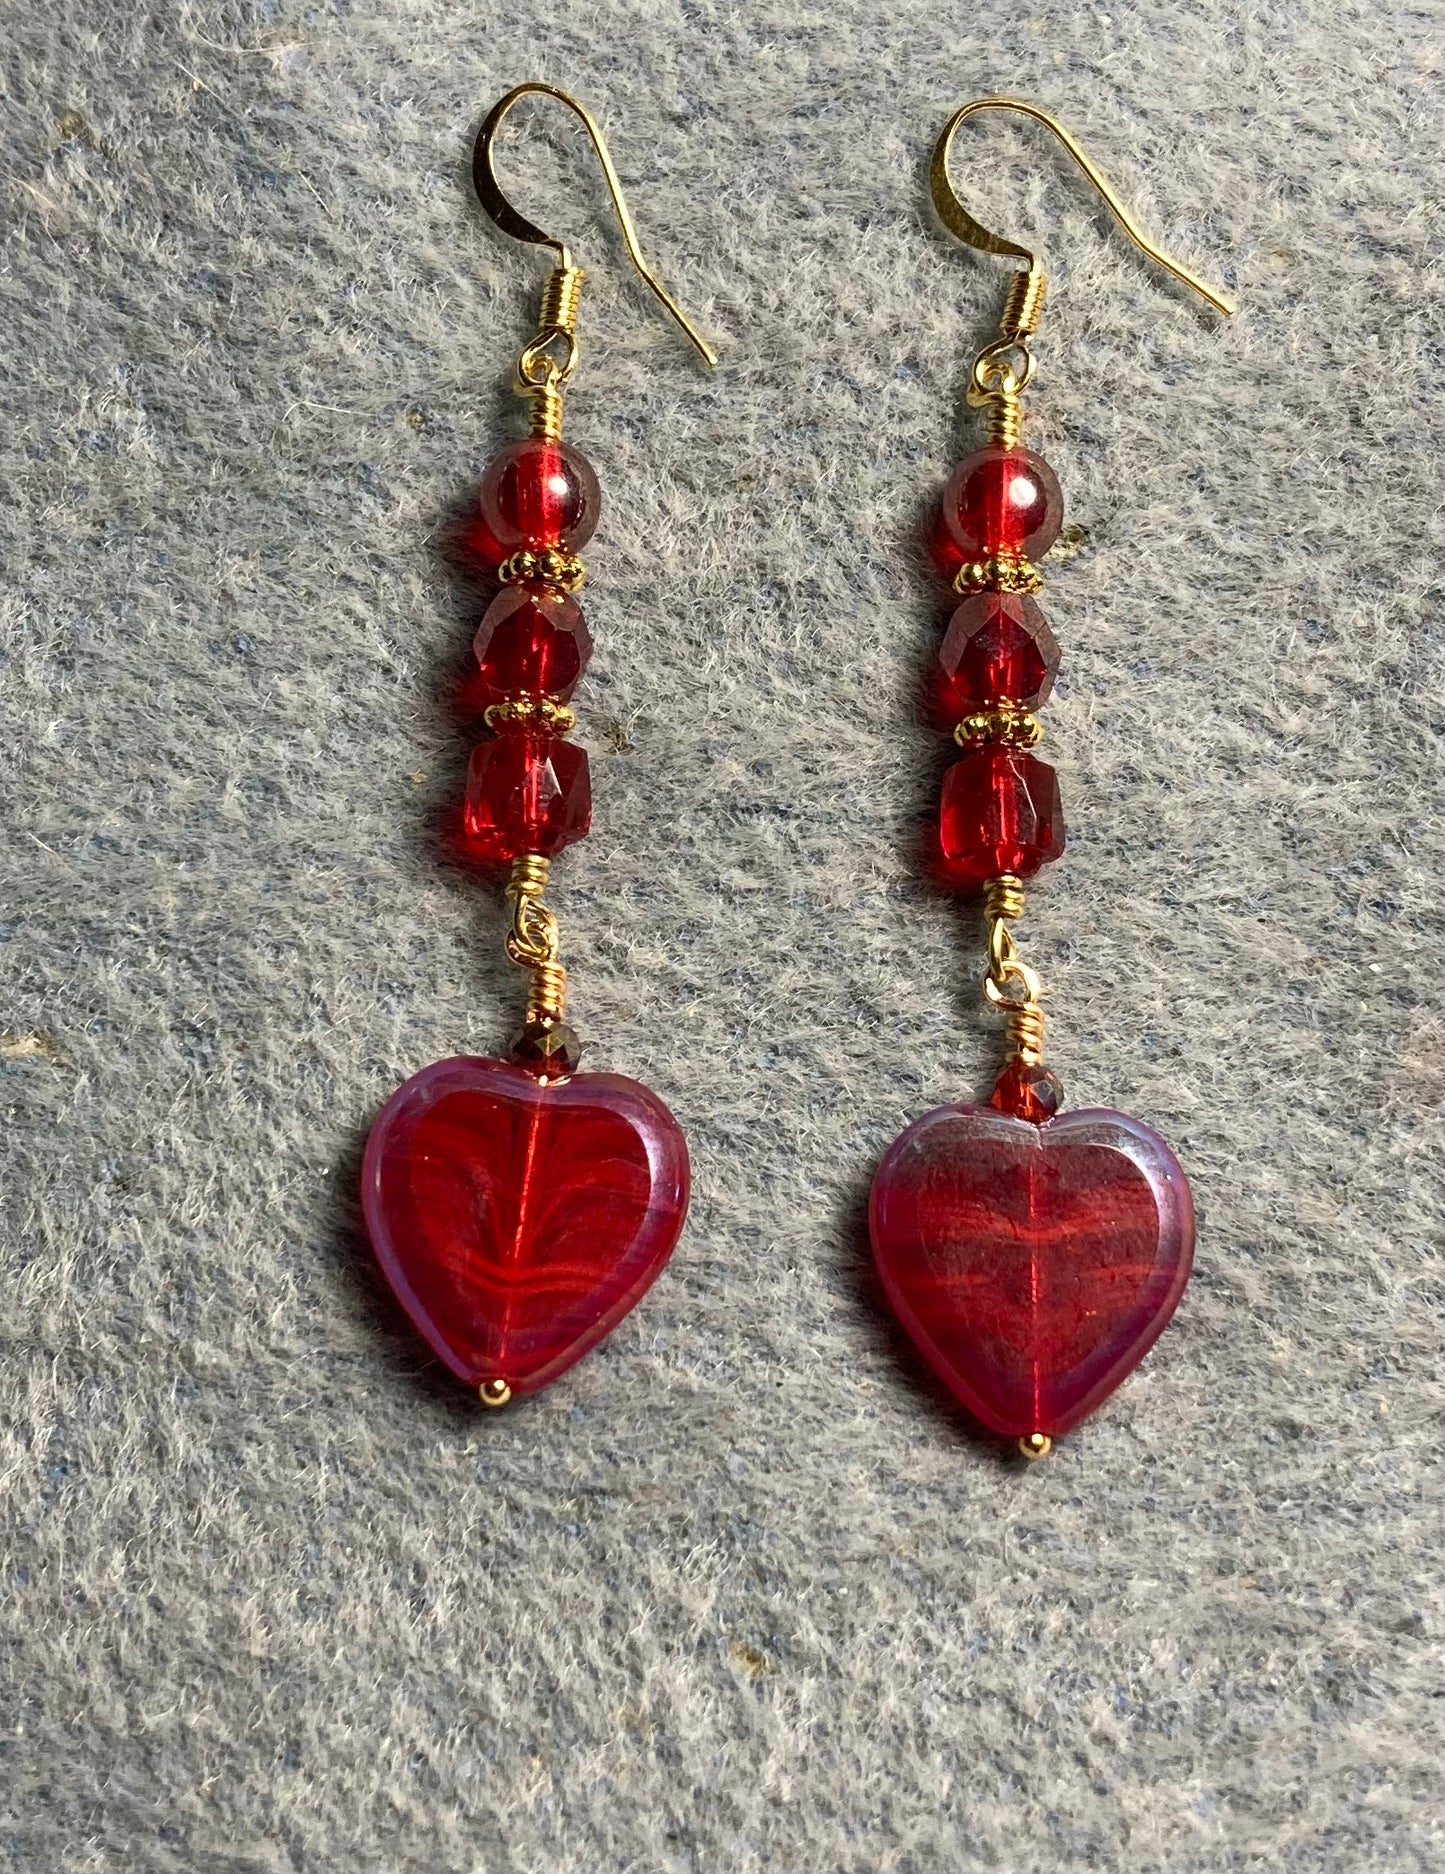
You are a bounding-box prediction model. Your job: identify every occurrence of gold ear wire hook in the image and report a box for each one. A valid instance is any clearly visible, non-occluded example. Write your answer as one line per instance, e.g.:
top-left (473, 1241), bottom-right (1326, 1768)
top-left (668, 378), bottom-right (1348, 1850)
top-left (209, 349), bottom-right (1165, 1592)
top-left (473, 81), bottom-right (717, 368)
top-left (931, 97), bottom-right (1235, 319)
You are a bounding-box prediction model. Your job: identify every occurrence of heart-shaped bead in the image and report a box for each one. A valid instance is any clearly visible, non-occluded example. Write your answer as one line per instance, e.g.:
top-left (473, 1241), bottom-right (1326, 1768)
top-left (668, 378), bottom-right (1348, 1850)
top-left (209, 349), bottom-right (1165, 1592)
top-left (870, 1104), bottom-right (1194, 1438)
top-left (362, 1057), bottom-right (689, 1395)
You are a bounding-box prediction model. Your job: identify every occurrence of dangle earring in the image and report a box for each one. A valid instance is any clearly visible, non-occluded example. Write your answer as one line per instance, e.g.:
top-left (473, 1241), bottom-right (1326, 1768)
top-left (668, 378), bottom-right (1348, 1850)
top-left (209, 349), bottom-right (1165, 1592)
top-left (362, 84), bottom-right (715, 1404)
top-left (870, 100), bottom-right (1234, 1456)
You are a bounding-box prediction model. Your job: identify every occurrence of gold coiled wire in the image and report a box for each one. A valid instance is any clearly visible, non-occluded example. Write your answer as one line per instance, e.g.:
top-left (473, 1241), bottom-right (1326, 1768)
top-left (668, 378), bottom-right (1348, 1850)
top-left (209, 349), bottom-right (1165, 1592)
top-left (538, 264), bottom-right (584, 335)
top-left (505, 854), bottom-right (569, 1020)
top-left (525, 959), bottom-right (568, 1023)
top-left (1001, 266), bottom-right (1047, 340)
top-left (983, 875), bottom-right (1027, 921)
top-left (518, 265), bottom-right (585, 440)
top-left (982, 873), bottom-right (1046, 1065)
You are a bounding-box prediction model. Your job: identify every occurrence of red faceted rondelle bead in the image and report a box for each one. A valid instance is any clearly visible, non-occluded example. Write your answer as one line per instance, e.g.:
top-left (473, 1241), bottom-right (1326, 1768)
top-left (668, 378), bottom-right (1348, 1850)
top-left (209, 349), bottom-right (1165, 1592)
top-left (362, 1057), bottom-right (690, 1395)
top-left (990, 1060), bottom-right (1064, 1124)
top-left (473, 438), bottom-right (601, 561)
top-left (870, 1103), bottom-right (1195, 1438)
top-left (940, 445), bottom-right (1064, 562)
top-left (939, 746), bottom-right (1064, 887)
top-left (463, 734), bottom-right (591, 863)
top-left (934, 591), bottom-right (1061, 715)
top-left (472, 583), bottom-right (593, 706)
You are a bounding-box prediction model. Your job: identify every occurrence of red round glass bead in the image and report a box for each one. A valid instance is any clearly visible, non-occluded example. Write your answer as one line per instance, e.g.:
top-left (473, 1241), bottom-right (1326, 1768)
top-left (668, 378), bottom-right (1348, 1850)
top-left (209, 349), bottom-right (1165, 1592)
top-left (938, 746), bottom-right (1064, 887)
top-left (471, 584), bottom-right (592, 706)
top-left (462, 734), bottom-right (591, 863)
top-left (475, 438), bottom-right (601, 559)
top-left (941, 445), bottom-right (1064, 561)
top-left (934, 592), bottom-right (1061, 715)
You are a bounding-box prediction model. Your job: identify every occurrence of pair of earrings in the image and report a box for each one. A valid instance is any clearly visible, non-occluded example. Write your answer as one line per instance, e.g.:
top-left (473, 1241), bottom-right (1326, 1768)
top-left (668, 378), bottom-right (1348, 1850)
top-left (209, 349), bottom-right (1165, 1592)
top-left (360, 85), bottom-right (1234, 1458)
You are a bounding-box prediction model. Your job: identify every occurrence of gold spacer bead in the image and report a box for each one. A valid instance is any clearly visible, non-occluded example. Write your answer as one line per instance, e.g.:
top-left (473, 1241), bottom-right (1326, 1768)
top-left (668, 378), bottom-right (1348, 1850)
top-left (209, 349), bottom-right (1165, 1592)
top-left (485, 696), bottom-right (577, 736)
top-left (479, 1379), bottom-right (513, 1408)
top-left (497, 548), bottom-right (586, 594)
top-left (953, 552), bottom-right (1044, 597)
top-left (954, 704), bottom-right (1043, 749)
top-left (1019, 1432), bottom-right (1053, 1460)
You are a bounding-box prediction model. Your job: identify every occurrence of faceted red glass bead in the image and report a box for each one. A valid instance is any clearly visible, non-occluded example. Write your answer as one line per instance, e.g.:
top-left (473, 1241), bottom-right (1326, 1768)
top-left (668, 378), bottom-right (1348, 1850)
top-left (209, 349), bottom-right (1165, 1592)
top-left (938, 746), bottom-right (1064, 887)
top-left (362, 1057), bottom-right (690, 1394)
top-left (462, 734), bottom-right (591, 863)
top-left (941, 445), bottom-right (1064, 562)
top-left (934, 592), bottom-right (1061, 715)
top-left (989, 1060), bottom-right (1063, 1123)
top-left (471, 583), bottom-right (592, 706)
top-left (870, 1103), bottom-right (1195, 1438)
top-left (475, 438), bottom-right (601, 559)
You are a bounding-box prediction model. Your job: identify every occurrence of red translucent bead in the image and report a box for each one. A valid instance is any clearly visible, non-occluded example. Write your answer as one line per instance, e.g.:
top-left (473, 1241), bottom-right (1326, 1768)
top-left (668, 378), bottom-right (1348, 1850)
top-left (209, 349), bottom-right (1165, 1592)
top-left (463, 734), bottom-right (591, 862)
top-left (989, 1060), bottom-right (1063, 1123)
top-left (476, 438), bottom-right (601, 559)
top-left (471, 584), bottom-right (592, 706)
top-left (870, 1103), bottom-right (1195, 1437)
top-left (939, 746), bottom-right (1064, 887)
top-left (362, 1056), bottom-right (690, 1395)
top-left (941, 445), bottom-right (1063, 561)
top-left (934, 592), bottom-right (1060, 714)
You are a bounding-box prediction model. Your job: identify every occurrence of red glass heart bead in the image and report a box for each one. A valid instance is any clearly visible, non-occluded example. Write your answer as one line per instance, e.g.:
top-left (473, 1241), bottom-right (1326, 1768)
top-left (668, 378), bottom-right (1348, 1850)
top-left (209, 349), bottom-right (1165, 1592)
top-left (870, 1104), bottom-right (1194, 1438)
top-left (363, 1057), bottom-right (689, 1395)
top-left (472, 583), bottom-right (592, 707)
top-left (475, 438), bottom-right (602, 560)
top-left (462, 734), bottom-right (591, 864)
top-left (934, 592), bottom-right (1061, 716)
top-left (938, 746), bottom-right (1064, 887)
top-left (941, 445), bottom-right (1064, 562)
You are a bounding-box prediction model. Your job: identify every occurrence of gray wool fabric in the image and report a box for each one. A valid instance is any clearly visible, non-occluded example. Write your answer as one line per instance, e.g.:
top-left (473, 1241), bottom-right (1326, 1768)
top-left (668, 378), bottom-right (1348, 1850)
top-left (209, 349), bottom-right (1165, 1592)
top-left (1, 2), bottom-right (1441, 1870)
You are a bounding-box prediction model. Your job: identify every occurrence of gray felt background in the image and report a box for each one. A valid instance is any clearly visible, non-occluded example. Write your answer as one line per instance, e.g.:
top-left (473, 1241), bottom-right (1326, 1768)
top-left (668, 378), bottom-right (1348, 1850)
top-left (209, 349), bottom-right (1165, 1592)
top-left (1, 3), bottom-right (1441, 1870)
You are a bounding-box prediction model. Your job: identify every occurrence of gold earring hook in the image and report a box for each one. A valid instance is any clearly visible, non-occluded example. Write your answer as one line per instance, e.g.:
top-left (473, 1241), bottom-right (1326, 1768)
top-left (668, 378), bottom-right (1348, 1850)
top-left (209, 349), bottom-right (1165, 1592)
top-left (473, 81), bottom-right (716, 367)
top-left (931, 97), bottom-right (1235, 318)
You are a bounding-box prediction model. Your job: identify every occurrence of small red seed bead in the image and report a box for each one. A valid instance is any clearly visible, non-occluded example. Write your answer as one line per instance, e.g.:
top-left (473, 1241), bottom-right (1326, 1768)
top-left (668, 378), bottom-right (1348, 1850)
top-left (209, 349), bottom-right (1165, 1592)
top-left (938, 746), bottom-right (1065, 887)
top-left (471, 584), bottom-right (593, 707)
top-left (462, 734), bottom-right (591, 863)
top-left (474, 438), bottom-right (601, 561)
top-left (934, 592), bottom-right (1061, 716)
top-left (941, 446), bottom-right (1064, 562)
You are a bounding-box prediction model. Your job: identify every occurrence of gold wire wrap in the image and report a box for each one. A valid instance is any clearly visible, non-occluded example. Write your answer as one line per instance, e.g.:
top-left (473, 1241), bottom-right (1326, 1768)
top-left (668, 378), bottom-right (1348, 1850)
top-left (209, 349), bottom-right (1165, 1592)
top-left (538, 262), bottom-right (585, 335)
top-left (504, 854), bottom-right (568, 1021)
top-left (1001, 266), bottom-right (1047, 340)
top-left (516, 265), bottom-right (586, 440)
top-left (983, 394), bottom-right (1023, 449)
top-left (982, 873), bottom-right (1046, 1065)
top-left (524, 960), bottom-right (569, 1026)
top-left (525, 377), bottom-right (566, 441)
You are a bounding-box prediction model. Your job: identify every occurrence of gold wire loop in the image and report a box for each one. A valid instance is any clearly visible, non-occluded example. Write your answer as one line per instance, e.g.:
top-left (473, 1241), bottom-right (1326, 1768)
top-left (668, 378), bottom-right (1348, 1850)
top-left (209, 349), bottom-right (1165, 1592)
top-left (517, 328), bottom-right (579, 388)
top-left (983, 958), bottom-right (1042, 1008)
top-left (930, 96), bottom-right (1236, 319)
top-left (473, 81), bottom-right (717, 367)
top-left (503, 856), bottom-right (568, 1021)
top-left (969, 336), bottom-right (1036, 400)
top-left (981, 874), bottom-right (1046, 1064)
top-left (504, 856), bottom-right (559, 968)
